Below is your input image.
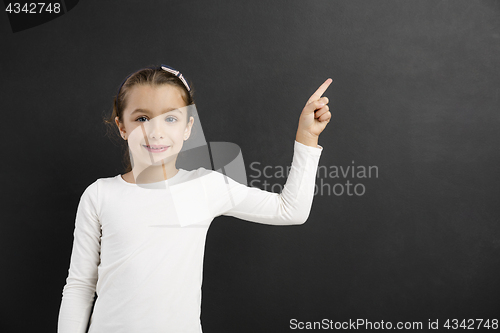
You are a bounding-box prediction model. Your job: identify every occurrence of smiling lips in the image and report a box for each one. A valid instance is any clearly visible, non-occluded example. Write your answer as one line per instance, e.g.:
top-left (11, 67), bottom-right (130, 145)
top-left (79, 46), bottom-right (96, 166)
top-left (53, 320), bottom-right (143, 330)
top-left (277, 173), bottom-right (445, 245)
top-left (143, 145), bottom-right (170, 152)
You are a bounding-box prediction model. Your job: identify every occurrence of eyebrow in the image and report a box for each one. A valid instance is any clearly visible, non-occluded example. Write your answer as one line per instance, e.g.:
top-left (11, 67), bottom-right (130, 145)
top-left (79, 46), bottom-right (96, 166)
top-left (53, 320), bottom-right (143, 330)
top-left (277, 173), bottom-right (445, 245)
top-left (130, 108), bottom-right (182, 116)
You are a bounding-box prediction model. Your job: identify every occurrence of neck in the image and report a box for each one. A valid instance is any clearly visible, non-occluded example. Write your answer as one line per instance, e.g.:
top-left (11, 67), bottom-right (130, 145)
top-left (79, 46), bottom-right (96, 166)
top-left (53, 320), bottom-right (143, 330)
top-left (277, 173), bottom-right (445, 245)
top-left (130, 158), bottom-right (179, 184)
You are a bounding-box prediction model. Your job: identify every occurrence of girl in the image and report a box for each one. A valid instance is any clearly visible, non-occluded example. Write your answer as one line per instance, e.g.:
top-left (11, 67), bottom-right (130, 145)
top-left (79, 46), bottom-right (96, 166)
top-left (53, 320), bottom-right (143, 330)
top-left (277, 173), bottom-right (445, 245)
top-left (57, 64), bottom-right (332, 333)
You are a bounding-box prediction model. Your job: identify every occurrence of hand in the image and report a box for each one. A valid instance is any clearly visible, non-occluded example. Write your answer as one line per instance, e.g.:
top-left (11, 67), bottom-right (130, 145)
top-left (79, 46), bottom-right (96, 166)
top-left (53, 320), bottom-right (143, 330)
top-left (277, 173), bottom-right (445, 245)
top-left (296, 78), bottom-right (333, 147)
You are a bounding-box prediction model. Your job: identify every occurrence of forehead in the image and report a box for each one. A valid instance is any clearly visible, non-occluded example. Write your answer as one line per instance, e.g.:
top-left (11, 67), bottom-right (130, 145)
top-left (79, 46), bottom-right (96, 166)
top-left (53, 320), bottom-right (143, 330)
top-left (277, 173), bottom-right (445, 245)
top-left (125, 84), bottom-right (187, 114)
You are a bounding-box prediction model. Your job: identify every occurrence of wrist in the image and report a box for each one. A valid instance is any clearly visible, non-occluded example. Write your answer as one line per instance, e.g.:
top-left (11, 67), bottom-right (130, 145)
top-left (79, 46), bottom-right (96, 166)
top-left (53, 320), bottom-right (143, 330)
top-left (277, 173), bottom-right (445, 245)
top-left (295, 130), bottom-right (319, 147)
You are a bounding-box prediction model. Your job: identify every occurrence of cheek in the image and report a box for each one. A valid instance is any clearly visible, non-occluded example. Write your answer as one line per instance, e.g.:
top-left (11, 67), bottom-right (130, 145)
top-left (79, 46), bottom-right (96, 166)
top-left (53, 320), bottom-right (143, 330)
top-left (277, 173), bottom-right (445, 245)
top-left (128, 125), bottom-right (145, 143)
top-left (170, 125), bottom-right (187, 139)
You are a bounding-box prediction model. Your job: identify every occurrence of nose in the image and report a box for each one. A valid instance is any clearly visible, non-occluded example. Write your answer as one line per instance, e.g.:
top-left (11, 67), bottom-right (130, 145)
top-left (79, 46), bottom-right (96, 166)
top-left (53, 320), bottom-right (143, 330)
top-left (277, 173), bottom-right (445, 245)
top-left (146, 116), bottom-right (167, 139)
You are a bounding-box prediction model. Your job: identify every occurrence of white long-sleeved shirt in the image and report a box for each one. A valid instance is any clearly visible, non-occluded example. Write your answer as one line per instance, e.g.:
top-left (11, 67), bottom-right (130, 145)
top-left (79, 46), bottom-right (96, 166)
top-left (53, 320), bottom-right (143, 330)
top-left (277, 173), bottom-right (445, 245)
top-left (58, 140), bottom-right (323, 333)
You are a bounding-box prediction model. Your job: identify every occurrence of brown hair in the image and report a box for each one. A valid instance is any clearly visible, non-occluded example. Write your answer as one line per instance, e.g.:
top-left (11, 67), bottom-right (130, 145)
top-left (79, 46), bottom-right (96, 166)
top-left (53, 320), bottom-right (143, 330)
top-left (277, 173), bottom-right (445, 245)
top-left (103, 65), bottom-right (196, 174)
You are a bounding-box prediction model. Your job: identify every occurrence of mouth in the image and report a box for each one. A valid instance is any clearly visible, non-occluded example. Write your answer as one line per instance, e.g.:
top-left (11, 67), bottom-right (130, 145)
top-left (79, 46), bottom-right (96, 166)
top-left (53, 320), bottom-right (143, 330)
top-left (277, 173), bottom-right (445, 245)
top-left (143, 145), bottom-right (170, 153)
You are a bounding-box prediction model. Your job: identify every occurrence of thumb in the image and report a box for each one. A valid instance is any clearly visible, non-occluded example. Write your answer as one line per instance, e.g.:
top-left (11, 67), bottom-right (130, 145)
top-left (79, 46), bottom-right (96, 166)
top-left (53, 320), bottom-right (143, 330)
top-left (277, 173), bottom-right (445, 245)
top-left (302, 99), bottom-right (325, 116)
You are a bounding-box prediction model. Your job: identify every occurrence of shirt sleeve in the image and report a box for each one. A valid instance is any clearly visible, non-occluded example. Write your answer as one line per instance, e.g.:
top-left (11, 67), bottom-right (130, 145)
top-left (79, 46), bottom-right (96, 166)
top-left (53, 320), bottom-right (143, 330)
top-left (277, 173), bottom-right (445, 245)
top-left (211, 140), bottom-right (323, 225)
top-left (57, 180), bottom-right (101, 333)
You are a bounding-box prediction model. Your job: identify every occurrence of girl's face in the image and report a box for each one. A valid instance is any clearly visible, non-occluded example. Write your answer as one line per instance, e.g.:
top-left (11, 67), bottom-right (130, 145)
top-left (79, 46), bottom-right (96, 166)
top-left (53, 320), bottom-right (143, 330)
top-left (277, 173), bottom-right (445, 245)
top-left (116, 84), bottom-right (194, 167)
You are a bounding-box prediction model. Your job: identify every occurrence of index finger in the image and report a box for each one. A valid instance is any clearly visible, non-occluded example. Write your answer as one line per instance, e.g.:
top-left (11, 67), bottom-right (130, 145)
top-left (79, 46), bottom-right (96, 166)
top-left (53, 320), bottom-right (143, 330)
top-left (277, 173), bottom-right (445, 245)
top-left (306, 78), bottom-right (333, 106)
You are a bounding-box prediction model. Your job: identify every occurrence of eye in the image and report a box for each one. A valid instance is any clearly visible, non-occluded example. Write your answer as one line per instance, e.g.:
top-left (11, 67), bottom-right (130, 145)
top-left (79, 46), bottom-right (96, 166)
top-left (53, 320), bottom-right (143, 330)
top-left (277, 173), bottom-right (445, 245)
top-left (135, 116), bottom-right (178, 123)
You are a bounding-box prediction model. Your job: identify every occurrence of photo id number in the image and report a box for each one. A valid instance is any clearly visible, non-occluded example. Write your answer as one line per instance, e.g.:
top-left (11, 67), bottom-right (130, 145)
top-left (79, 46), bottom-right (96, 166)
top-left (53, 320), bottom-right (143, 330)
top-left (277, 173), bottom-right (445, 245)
top-left (5, 3), bottom-right (61, 14)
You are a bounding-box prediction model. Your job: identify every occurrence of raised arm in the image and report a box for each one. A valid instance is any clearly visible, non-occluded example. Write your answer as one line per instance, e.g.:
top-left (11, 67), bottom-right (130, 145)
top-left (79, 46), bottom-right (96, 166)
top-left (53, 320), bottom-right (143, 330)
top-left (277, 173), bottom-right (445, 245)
top-left (214, 140), bottom-right (323, 225)
top-left (210, 79), bottom-right (332, 225)
top-left (57, 181), bottom-right (101, 333)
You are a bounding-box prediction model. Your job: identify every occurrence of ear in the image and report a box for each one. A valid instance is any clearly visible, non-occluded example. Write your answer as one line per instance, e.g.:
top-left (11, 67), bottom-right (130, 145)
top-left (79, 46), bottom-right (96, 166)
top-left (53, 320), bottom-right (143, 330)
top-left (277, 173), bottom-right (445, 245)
top-left (184, 116), bottom-right (194, 140)
top-left (115, 116), bottom-right (126, 138)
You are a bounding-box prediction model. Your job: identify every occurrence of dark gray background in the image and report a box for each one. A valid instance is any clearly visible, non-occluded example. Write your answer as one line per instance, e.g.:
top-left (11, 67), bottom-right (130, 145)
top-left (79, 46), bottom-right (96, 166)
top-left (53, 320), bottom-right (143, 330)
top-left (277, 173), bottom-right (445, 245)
top-left (1, 0), bottom-right (499, 332)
